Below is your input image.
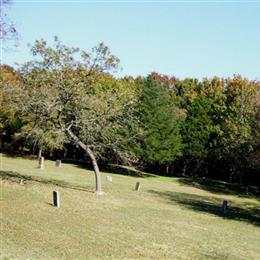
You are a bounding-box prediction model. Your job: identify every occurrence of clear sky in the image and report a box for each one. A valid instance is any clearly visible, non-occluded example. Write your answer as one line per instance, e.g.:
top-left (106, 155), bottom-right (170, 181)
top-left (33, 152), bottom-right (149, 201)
top-left (2, 0), bottom-right (260, 79)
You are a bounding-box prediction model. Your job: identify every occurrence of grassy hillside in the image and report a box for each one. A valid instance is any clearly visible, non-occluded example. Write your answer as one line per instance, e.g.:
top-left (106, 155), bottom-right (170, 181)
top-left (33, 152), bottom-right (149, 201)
top-left (1, 153), bottom-right (260, 259)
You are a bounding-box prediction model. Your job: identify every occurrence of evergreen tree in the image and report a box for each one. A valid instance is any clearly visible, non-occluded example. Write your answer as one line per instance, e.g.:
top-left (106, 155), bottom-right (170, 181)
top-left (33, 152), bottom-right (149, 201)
top-left (136, 76), bottom-right (182, 164)
top-left (182, 96), bottom-right (213, 158)
top-left (181, 96), bottom-right (214, 176)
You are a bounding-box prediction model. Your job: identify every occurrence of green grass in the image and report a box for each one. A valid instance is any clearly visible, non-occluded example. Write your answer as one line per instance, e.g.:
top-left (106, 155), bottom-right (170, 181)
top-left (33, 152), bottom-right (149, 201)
top-left (1, 153), bottom-right (260, 259)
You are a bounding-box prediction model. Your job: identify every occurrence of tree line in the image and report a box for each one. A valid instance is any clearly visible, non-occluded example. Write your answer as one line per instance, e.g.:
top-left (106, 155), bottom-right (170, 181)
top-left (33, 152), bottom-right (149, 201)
top-left (0, 38), bottom-right (259, 193)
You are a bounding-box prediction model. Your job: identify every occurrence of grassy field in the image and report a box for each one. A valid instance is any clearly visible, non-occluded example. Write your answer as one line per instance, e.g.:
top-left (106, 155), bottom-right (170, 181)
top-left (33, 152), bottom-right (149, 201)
top-left (1, 153), bottom-right (260, 259)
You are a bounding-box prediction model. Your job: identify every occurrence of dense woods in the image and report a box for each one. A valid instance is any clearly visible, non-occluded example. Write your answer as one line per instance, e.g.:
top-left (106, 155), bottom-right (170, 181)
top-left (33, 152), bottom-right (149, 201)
top-left (1, 39), bottom-right (259, 188)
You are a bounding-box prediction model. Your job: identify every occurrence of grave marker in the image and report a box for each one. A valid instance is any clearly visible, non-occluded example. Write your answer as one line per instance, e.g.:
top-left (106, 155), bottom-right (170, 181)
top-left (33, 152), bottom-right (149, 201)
top-left (135, 182), bottom-right (141, 191)
top-left (39, 156), bottom-right (44, 170)
top-left (106, 176), bottom-right (112, 182)
top-left (56, 160), bottom-right (62, 168)
top-left (53, 191), bottom-right (60, 208)
top-left (222, 200), bottom-right (228, 214)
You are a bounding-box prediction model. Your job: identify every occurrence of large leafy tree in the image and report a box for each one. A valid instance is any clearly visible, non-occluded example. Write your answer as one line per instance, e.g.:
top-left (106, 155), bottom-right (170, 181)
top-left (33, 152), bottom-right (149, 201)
top-left (13, 38), bottom-right (135, 195)
top-left (202, 76), bottom-right (259, 183)
top-left (0, 65), bottom-right (22, 150)
top-left (217, 76), bottom-right (258, 182)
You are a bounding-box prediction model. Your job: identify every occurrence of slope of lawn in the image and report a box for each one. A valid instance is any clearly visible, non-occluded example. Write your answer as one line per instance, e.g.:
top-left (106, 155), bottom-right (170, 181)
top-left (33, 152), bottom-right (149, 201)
top-left (1, 153), bottom-right (260, 259)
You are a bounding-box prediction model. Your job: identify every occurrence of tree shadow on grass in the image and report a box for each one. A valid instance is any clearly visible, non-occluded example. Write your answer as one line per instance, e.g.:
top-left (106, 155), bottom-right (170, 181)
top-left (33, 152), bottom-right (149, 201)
top-left (177, 178), bottom-right (260, 199)
top-left (1, 152), bottom-right (37, 160)
top-left (149, 190), bottom-right (260, 227)
top-left (74, 162), bottom-right (154, 178)
top-left (104, 164), bottom-right (156, 178)
top-left (2, 153), bottom-right (153, 179)
top-left (0, 170), bottom-right (93, 193)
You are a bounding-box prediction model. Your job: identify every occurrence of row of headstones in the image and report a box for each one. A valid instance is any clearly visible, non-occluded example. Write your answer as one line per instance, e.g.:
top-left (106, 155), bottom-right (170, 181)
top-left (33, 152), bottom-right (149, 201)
top-left (52, 190), bottom-right (229, 212)
top-left (38, 157), bottom-right (61, 170)
top-left (36, 158), bottom-right (230, 212)
top-left (107, 176), bottom-right (141, 191)
top-left (38, 158), bottom-right (250, 196)
top-left (51, 180), bottom-right (141, 208)
top-left (106, 176), bottom-right (141, 191)
top-left (21, 170), bottom-right (229, 212)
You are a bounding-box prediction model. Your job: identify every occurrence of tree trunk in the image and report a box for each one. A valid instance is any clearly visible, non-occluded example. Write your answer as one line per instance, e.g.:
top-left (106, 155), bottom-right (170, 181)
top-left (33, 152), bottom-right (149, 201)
top-left (85, 146), bottom-right (103, 195)
top-left (66, 128), bottom-right (104, 195)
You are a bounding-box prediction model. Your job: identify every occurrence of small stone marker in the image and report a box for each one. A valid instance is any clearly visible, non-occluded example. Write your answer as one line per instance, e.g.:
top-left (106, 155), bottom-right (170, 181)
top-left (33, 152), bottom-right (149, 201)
top-left (20, 179), bottom-right (24, 185)
top-left (106, 176), bottom-right (112, 182)
top-left (135, 182), bottom-right (141, 191)
top-left (39, 156), bottom-right (44, 170)
top-left (55, 160), bottom-right (62, 168)
top-left (53, 191), bottom-right (60, 208)
top-left (221, 200), bottom-right (228, 214)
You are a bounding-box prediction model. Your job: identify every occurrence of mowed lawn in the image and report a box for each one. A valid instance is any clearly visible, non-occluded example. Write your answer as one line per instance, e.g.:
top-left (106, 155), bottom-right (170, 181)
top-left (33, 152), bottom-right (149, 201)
top-left (1, 153), bottom-right (260, 259)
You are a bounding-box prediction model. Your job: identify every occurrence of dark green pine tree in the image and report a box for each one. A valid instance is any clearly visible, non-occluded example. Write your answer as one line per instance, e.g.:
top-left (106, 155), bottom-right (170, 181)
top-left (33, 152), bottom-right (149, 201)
top-left (136, 76), bottom-right (182, 164)
top-left (182, 96), bottom-right (213, 159)
top-left (180, 96), bottom-right (214, 177)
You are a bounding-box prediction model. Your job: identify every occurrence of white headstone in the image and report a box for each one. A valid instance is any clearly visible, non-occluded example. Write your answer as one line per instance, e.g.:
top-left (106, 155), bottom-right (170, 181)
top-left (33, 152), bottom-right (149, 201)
top-left (39, 156), bottom-right (44, 170)
top-left (106, 176), bottom-right (112, 182)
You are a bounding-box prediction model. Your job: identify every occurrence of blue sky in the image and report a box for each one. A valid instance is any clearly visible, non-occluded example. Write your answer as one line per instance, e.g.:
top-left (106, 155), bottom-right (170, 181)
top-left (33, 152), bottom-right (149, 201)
top-left (2, 1), bottom-right (260, 79)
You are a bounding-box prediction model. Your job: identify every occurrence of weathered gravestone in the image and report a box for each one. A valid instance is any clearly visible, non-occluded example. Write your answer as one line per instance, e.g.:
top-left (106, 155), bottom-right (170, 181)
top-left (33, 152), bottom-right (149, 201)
top-left (39, 157), bottom-right (44, 170)
top-left (221, 200), bottom-right (228, 214)
top-left (106, 176), bottom-right (112, 182)
top-left (53, 191), bottom-right (60, 208)
top-left (55, 160), bottom-right (62, 168)
top-left (135, 182), bottom-right (141, 191)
